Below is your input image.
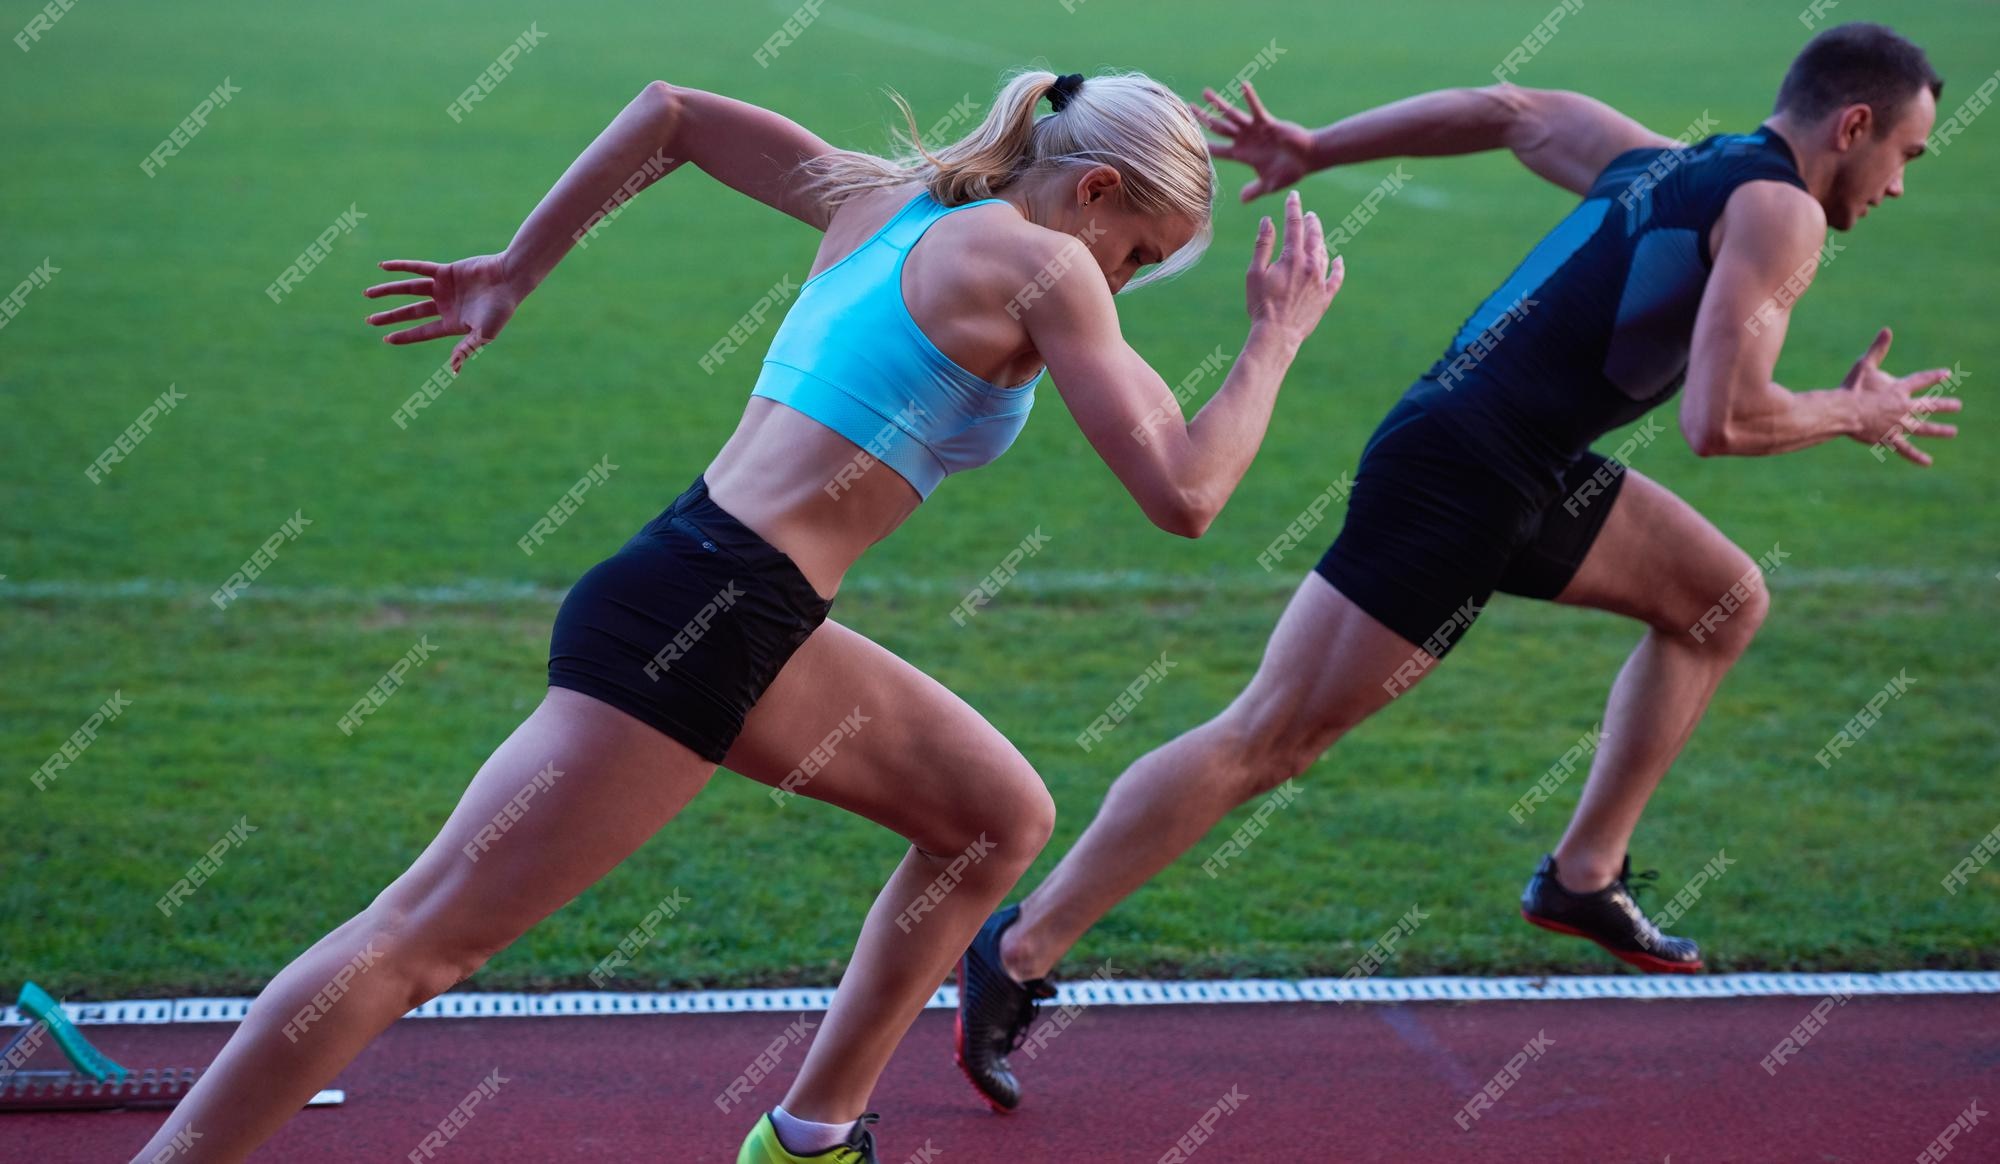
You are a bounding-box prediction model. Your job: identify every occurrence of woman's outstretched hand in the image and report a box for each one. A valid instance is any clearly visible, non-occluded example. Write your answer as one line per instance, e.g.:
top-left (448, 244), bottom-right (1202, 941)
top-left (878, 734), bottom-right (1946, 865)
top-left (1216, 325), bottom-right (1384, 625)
top-left (1244, 189), bottom-right (1343, 352)
top-left (364, 254), bottom-right (524, 373)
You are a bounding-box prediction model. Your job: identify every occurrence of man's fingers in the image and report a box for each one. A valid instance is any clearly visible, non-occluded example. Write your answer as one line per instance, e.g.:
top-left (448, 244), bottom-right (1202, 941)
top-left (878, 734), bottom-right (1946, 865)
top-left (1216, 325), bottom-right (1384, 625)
top-left (378, 259), bottom-right (442, 276)
top-left (1240, 176), bottom-right (1269, 203)
top-left (1200, 87), bottom-right (1251, 131)
top-left (1890, 433), bottom-right (1932, 467)
top-left (1910, 420), bottom-right (1958, 439)
top-left (1188, 101), bottom-right (1236, 137)
top-left (1206, 137), bottom-right (1243, 161)
top-left (1903, 367), bottom-right (1958, 393)
top-left (383, 318), bottom-right (466, 346)
top-left (1910, 393), bottom-right (1963, 415)
top-left (1249, 215), bottom-right (1275, 269)
top-left (1861, 326), bottom-right (1893, 368)
top-left (367, 300), bottom-right (439, 327)
top-left (1240, 80), bottom-right (1270, 123)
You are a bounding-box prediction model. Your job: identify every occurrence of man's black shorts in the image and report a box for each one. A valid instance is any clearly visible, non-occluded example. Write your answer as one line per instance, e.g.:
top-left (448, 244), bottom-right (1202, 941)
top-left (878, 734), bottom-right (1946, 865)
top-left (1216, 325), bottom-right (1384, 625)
top-left (1315, 397), bottom-right (1626, 659)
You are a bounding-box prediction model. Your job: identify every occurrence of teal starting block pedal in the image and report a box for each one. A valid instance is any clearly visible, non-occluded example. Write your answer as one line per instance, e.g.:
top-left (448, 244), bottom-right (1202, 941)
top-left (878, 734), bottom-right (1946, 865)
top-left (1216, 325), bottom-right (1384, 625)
top-left (0, 982), bottom-right (343, 1112)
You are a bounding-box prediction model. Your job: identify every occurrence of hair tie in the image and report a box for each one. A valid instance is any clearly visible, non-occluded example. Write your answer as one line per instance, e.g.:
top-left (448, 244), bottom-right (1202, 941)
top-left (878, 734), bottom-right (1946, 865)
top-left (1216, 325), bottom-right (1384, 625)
top-left (1049, 73), bottom-right (1085, 112)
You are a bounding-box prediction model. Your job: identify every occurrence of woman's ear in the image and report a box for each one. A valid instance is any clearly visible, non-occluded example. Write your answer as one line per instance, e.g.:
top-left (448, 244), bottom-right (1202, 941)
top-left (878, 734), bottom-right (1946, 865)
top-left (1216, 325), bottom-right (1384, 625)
top-left (1076, 164), bottom-right (1124, 205)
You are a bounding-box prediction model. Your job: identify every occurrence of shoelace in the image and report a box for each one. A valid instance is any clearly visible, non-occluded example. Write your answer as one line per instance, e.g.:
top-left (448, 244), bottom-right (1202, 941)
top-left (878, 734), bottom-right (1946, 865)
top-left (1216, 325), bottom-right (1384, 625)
top-left (1003, 979), bottom-right (1058, 1053)
top-left (831, 1113), bottom-right (880, 1163)
top-left (1615, 868), bottom-right (1671, 946)
top-left (1623, 868), bottom-right (1663, 897)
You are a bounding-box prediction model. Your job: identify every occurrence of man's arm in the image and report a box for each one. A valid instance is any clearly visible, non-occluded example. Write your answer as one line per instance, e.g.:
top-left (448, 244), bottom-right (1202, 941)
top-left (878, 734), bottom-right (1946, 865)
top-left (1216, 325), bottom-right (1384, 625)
top-left (1680, 181), bottom-right (1959, 462)
top-left (1196, 82), bottom-right (1675, 200)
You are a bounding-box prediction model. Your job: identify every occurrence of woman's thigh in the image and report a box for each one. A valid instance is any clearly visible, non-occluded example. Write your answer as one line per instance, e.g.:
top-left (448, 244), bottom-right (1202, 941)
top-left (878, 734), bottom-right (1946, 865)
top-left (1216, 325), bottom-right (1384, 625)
top-left (724, 618), bottom-right (1052, 857)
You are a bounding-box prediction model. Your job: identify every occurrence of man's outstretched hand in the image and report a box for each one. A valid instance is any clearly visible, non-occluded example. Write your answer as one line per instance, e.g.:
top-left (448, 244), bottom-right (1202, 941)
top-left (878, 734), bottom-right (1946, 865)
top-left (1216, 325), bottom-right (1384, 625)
top-left (1189, 81), bottom-right (1317, 203)
top-left (1842, 327), bottom-right (1960, 466)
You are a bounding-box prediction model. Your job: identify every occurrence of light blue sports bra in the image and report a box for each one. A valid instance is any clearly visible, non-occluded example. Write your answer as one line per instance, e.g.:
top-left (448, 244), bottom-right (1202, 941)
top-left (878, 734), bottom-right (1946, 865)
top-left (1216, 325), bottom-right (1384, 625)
top-left (750, 190), bottom-right (1045, 499)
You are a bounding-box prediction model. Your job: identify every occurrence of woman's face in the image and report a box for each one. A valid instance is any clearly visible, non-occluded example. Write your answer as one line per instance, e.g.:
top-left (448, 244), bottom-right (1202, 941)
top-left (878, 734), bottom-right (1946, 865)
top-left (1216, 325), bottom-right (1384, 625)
top-left (1062, 166), bottom-right (1202, 293)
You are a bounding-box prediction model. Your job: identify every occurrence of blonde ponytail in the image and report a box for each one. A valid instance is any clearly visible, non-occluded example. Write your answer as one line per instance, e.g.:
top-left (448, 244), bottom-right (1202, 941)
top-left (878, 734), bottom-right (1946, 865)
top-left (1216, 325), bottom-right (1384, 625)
top-left (804, 68), bottom-right (1215, 290)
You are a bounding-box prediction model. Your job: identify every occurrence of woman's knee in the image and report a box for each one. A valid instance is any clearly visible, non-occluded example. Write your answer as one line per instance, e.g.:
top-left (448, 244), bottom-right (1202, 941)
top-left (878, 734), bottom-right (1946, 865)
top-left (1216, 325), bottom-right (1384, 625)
top-left (359, 878), bottom-right (517, 1007)
top-left (919, 761), bottom-right (1055, 875)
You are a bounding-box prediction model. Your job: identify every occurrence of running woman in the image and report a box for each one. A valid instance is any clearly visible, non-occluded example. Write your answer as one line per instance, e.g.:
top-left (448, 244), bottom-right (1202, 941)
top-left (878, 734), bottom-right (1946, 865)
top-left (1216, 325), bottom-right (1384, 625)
top-left (956, 23), bottom-right (1960, 1110)
top-left (129, 68), bottom-right (1340, 1164)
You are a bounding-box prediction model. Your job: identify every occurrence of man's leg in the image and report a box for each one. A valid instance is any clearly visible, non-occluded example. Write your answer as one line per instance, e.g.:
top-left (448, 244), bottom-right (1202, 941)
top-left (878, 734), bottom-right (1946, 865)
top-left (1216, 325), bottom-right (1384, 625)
top-left (1001, 571), bottom-right (1439, 982)
top-left (1538, 469), bottom-right (1770, 894)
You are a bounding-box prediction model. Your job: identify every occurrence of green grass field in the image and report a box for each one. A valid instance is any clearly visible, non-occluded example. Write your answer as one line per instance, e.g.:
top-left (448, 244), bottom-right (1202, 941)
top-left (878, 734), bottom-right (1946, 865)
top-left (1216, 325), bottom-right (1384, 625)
top-left (4, 0), bottom-right (1996, 997)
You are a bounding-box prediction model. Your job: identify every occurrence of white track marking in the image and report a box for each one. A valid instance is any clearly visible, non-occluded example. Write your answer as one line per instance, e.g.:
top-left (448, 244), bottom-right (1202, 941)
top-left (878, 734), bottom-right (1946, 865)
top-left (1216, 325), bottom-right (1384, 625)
top-left (775, 1), bottom-right (1019, 71)
top-left (1314, 166), bottom-right (1453, 208)
top-left (7, 971), bottom-right (1995, 1027)
top-left (0, 566), bottom-right (1983, 607)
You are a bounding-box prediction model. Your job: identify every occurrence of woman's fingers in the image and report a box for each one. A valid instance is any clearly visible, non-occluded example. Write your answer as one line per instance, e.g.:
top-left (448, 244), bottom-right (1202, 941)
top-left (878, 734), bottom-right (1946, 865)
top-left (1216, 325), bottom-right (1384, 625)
top-left (378, 259), bottom-right (442, 276)
top-left (1280, 189), bottom-right (1303, 261)
top-left (1302, 209), bottom-right (1328, 279)
top-left (367, 300), bottom-right (439, 327)
top-left (1249, 215), bottom-right (1275, 269)
top-left (449, 333), bottom-right (484, 374)
top-left (382, 318), bottom-right (465, 346)
top-left (364, 278), bottom-right (435, 300)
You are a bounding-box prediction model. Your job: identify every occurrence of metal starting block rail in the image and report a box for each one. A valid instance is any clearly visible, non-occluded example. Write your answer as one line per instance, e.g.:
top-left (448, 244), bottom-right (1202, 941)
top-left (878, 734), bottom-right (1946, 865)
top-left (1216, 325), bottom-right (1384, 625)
top-left (0, 981), bottom-right (342, 1113)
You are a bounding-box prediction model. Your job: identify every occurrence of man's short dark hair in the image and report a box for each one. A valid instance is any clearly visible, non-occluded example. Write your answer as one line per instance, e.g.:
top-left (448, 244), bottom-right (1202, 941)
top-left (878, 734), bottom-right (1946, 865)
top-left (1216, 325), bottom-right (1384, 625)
top-left (1775, 22), bottom-right (1943, 131)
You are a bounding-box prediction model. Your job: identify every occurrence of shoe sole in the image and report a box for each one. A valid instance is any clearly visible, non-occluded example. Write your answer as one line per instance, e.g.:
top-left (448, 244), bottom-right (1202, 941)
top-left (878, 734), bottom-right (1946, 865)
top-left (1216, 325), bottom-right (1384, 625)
top-left (1520, 908), bottom-right (1704, 975)
top-left (951, 958), bottom-right (1019, 1115)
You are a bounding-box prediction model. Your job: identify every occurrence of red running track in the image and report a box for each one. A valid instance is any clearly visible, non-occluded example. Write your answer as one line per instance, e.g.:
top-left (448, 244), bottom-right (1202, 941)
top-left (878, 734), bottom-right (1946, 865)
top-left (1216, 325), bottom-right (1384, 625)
top-left (11, 996), bottom-right (1992, 1162)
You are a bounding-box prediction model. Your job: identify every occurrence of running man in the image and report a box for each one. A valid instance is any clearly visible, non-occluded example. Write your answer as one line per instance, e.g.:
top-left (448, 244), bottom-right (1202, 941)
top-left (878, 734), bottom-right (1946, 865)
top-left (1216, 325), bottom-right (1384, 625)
top-left (128, 70), bottom-right (1340, 1164)
top-left (955, 23), bottom-right (1960, 1110)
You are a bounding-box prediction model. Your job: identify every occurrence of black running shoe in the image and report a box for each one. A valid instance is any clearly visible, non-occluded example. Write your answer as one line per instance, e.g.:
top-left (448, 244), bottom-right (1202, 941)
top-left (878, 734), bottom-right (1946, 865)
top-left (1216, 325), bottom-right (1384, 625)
top-left (953, 904), bottom-right (1058, 1112)
top-left (1520, 853), bottom-right (1704, 974)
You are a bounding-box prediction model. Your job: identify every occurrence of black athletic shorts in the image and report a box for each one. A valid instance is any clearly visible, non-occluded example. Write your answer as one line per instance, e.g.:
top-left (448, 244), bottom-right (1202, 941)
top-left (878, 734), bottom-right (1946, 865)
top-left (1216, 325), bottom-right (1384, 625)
top-left (1314, 396), bottom-right (1625, 659)
top-left (547, 474), bottom-right (834, 762)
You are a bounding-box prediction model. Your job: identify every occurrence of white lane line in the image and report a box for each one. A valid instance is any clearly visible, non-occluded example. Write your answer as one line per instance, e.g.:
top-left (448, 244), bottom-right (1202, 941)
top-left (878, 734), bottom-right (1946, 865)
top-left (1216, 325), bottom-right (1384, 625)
top-left (774, 1), bottom-right (1019, 72)
top-left (1315, 166), bottom-right (1453, 209)
top-left (8, 971), bottom-right (1996, 1026)
top-left (0, 566), bottom-right (1985, 606)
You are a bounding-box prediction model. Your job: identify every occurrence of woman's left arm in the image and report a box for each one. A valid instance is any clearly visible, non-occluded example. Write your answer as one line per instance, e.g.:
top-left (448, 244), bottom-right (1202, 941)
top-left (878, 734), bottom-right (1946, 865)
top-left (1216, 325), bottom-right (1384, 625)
top-left (502, 81), bottom-right (841, 292)
top-left (367, 82), bottom-right (840, 367)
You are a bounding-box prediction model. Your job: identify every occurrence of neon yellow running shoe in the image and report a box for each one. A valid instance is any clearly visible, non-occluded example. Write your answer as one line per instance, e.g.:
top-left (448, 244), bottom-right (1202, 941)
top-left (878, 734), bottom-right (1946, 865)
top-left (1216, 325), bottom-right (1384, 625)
top-left (736, 1112), bottom-right (880, 1163)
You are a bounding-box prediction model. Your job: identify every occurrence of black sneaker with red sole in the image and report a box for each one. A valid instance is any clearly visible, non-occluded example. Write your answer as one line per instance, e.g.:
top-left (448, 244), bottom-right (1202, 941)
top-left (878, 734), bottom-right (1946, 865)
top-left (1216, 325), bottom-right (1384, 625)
top-left (953, 904), bottom-right (1058, 1112)
top-left (1521, 853), bottom-right (1704, 974)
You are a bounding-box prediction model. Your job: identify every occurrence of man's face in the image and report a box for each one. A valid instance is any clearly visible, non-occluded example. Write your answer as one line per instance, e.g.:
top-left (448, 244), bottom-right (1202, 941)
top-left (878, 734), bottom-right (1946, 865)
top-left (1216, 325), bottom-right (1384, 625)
top-left (1826, 85), bottom-right (1935, 230)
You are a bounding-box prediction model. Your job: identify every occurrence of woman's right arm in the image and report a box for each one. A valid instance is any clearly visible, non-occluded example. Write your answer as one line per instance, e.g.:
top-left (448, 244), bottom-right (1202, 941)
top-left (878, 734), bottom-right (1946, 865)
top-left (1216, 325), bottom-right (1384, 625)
top-left (367, 82), bottom-right (841, 367)
top-left (1021, 191), bottom-right (1341, 538)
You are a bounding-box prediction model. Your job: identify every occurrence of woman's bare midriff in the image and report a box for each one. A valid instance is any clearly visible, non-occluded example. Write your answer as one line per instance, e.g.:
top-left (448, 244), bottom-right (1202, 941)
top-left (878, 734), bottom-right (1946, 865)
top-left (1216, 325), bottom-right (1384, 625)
top-left (702, 396), bottom-right (925, 602)
top-left (697, 182), bottom-right (1044, 605)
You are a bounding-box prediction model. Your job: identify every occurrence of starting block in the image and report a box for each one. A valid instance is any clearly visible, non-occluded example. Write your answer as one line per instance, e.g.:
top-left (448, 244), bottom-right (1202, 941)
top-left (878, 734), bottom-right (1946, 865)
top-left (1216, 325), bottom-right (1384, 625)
top-left (0, 982), bottom-right (343, 1112)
